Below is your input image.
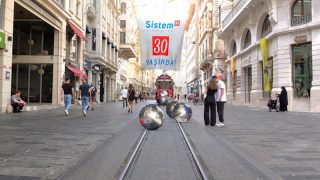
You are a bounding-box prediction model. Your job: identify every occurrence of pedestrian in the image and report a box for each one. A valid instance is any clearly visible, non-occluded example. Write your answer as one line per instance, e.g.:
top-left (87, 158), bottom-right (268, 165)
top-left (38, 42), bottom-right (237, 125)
top-left (138, 92), bottom-right (143, 102)
top-left (11, 90), bottom-right (26, 113)
top-left (61, 77), bottom-right (74, 115)
top-left (215, 73), bottom-right (226, 126)
top-left (78, 78), bottom-right (90, 117)
top-left (121, 86), bottom-right (128, 108)
top-left (184, 94), bottom-right (187, 100)
top-left (89, 82), bottom-right (97, 111)
top-left (278, 86), bottom-right (288, 112)
top-left (204, 77), bottom-right (218, 126)
top-left (127, 84), bottom-right (136, 114)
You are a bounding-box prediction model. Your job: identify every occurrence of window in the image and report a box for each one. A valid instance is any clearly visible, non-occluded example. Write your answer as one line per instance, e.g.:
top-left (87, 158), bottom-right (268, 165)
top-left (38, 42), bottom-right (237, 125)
top-left (57, 0), bottom-right (65, 8)
top-left (76, 2), bottom-right (80, 16)
top-left (120, 20), bottom-right (126, 28)
top-left (291, 0), bottom-right (312, 26)
top-left (0, 0), bottom-right (4, 29)
top-left (92, 28), bottom-right (96, 51)
top-left (232, 71), bottom-right (237, 99)
top-left (262, 58), bottom-right (273, 98)
top-left (292, 43), bottom-right (312, 98)
top-left (244, 30), bottom-right (251, 49)
top-left (69, 0), bottom-right (73, 11)
top-left (231, 41), bottom-right (237, 55)
top-left (102, 38), bottom-right (106, 56)
top-left (120, 32), bottom-right (126, 44)
top-left (121, 2), bottom-right (126, 14)
top-left (261, 15), bottom-right (272, 38)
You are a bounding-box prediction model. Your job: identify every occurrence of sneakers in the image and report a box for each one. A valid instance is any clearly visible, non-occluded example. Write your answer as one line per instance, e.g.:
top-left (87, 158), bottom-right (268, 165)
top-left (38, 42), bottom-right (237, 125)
top-left (83, 110), bottom-right (87, 117)
top-left (64, 110), bottom-right (69, 116)
top-left (216, 122), bottom-right (225, 127)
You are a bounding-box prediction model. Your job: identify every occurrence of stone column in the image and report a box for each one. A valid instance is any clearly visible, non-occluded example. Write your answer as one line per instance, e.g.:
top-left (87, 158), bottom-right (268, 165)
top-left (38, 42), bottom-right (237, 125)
top-left (0, 0), bottom-right (14, 113)
top-left (310, 29), bottom-right (320, 112)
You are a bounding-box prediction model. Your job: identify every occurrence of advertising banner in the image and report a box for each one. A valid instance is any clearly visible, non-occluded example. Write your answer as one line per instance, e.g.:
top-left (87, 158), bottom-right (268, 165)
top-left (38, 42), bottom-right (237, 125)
top-left (230, 57), bottom-right (235, 79)
top-left (260, 38), bottom-right (271, 92)
top-left (136, 0), bottom-right (188, 71)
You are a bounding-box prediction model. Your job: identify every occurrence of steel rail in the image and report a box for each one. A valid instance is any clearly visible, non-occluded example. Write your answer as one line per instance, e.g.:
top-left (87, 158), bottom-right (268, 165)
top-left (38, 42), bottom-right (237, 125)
top-left (118, 129), bottom-right (148, 180)
top-left (177, 122), bottom-right (210, 180)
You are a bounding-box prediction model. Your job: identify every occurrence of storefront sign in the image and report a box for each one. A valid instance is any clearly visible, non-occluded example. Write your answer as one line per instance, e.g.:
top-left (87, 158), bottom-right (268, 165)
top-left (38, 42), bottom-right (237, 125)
top-left (260, 38), bottom-right (271, 92)
top-left (120, 75), bottom-right (127, 82)
top-left (241, 56), bottom-right (251, 67)
top-left (294, 35), bottom-right (307, 43)
top-left (0, 31), bottom-right (6, 49)
top-left (136, 1), bottom-right (188, 71)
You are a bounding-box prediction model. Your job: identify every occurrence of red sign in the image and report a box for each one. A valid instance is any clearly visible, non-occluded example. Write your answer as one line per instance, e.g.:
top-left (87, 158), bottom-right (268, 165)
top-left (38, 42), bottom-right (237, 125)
top-left (152, 36), bottom-right (169, 56)
top-left (174, 20), bottom-right (180, 26)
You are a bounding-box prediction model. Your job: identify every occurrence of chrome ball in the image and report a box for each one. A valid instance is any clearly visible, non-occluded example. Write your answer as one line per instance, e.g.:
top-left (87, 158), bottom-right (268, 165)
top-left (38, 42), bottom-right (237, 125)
top-left (172, 103), bottom-right (192, 122)
top-left (165, 97), bottom-right (174, 106)
top-left (166, 101), bottom-right (178, 118)
top-left (158, 96), bottom-right (167, 106)
top-left (139, 104), bottom-right (164, 130)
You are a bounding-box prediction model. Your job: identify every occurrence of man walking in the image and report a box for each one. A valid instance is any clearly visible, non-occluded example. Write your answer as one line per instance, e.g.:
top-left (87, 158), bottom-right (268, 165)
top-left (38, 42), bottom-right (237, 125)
top-left (78, 78), bottom-right (90, 117)
top-left (216, 73), bottom-right (226, 126)
top-left (121, 86), bottom-right (128, 108)
top-left (61, 78), bottom-right (74, 116)
top-left (89, 82), bottom-right (97, 111)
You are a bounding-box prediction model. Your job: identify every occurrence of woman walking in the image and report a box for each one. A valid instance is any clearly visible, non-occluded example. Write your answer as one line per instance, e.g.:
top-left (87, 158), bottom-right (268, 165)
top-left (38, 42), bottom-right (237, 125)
top-left (279, 86), bottom-right (288, 112)
top-left (204, 77), bottom-right (218, 126)
top-left (128, 84), bottom-right (136, 114)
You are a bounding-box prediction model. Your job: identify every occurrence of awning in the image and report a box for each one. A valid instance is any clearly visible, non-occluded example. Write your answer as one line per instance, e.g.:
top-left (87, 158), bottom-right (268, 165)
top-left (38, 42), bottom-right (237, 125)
top-left (67, 21), bottom-right (88, 41)
top-left (66, 65), bottom-right (87, 79)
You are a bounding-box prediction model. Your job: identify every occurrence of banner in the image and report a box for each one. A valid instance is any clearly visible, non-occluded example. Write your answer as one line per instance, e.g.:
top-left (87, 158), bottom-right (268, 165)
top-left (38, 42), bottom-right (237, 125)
top-left (136, 1), bottom-right (188, 71)
top-left (260, 38), bottom-right (271, 92)
top-left (230, 57), bottom-right (235, 80)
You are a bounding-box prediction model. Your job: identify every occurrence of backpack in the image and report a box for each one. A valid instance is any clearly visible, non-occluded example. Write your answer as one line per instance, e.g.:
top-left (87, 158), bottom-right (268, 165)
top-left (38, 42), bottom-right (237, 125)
top-left (91, 87), bottom-right (97, 95)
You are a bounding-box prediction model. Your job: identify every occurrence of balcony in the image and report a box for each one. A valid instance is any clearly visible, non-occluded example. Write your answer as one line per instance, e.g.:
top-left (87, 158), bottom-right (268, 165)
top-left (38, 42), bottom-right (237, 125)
top-left (291, 16), bottom-right (312, 27)
top-left (221, 0), bottom-right (247, 29)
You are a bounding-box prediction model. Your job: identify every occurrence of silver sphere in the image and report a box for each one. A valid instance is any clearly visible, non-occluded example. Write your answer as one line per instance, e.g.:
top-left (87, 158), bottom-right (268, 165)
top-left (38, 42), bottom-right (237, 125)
top-left (139, 104), bottom-right (164, 130)
top-left (166, 101), bottom-right (178, 118)
top-left (165, 97), bottom-right (174, 106)
top-left (172, 103), bottom-right (192, 122)
top-left (158, 96), bottom-right (167, 106)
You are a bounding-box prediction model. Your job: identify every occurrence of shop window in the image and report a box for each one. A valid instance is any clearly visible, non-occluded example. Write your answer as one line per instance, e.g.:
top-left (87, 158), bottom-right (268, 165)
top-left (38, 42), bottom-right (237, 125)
top-left (13, 21), bottom-right (54, 55)
top-left (292, 43), bottom-right (312, 98)
top-left (291, 0), bottom-right (312, 26)
top-left (261, 15), bottom-right (272, 38)
top-left (262, 58), bottom-right (273, 98)
top-left (121, 2), bottom-right (126, 14)
top-left (11, 64), bottom-right (53, 103)
top-left (243, 30), bottom-right (251, 49)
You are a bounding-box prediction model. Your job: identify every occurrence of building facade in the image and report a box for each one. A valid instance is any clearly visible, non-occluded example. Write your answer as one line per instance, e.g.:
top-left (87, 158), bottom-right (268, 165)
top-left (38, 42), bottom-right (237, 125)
top-left (84, 0), bottom-right (120, 103)
top-left (198, 0), bottom-right (225, 94)
top-left (1, 0), bottom-right (89, 113)
top-left (219, 0), bottom-right (320, 112)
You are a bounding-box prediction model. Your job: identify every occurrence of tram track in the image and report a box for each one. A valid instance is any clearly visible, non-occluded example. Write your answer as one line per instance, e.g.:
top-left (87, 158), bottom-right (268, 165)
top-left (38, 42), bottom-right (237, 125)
top-left (115, 115), bottom-right (213, 180)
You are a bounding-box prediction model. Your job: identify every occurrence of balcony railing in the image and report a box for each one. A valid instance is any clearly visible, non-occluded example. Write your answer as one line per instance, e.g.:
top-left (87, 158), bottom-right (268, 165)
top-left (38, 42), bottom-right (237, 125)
top-left (221, 0), bottom-right (247, 29)
top-left (291, 16), bottom-right (312, 27)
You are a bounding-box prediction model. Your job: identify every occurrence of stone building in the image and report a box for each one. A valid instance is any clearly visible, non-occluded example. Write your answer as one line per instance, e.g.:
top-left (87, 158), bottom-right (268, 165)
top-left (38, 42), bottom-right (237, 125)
top-left (219, 0), bottom-right (320, 112)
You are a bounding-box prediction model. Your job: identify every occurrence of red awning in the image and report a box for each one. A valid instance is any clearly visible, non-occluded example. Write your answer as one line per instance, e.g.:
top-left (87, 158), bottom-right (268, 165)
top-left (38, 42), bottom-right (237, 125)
top-left (66, 65), bottom-right (88, 79)
top-left (67, 21), bottom-right (88, 41)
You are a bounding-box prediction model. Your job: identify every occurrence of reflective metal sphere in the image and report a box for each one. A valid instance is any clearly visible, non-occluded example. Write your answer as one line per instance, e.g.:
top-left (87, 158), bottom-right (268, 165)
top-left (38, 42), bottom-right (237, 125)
top-left (158, 96), bottom-right (167, 106)
top-left (172, 103), bottom-right (192, 122)
top-left (165, 97), bottom-right (174, 106)
top-left (139, 104), bottom-right (164, 130)
top-left (166, 101), bottom-right (178, 118)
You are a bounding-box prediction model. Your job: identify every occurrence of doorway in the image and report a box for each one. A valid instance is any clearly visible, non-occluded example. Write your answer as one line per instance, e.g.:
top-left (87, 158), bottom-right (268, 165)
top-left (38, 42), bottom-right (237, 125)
top-left (245, 67), bottom-right (252, 103)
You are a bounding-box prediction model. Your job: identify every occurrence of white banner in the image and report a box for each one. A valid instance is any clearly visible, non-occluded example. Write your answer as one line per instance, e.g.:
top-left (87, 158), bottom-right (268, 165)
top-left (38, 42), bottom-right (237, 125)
top-left (136, 1), bottom-right (188, 71)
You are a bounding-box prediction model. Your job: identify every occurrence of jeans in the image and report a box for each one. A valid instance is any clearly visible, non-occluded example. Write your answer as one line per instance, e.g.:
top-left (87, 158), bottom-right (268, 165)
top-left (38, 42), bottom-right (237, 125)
top-left (64, 94), bottom-right (72, 112)
top-left (81, 96), bottom-right (89, 112)
top-left (216, 102), bottom-right (225, 123)
top-left (123, 97), bottom-right (127, 108)
top-left (204, 96), bottom-right (216, 126)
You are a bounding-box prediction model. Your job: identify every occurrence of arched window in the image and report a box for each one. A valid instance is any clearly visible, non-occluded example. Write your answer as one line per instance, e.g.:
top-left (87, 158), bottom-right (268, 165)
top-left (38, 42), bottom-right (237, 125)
top-left (261, 15), bottom-right (271, 38)
top-left (231, 41), bottom-right (237, 55)
top-left (120, 2), bottom-right (126, 14)
top-left (291, 0), bottom-right (312, 26)
top-left (244, 30), bottom-right (251, 49)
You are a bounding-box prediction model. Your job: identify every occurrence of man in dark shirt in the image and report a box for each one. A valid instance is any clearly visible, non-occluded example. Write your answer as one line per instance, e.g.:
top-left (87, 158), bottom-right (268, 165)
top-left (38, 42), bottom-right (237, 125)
top-left (11, 90), bottom-right (26, 113)
top-left (78, 78), bottom-right (90, 116)
top-left (61, 77), bottom-right (74, 116)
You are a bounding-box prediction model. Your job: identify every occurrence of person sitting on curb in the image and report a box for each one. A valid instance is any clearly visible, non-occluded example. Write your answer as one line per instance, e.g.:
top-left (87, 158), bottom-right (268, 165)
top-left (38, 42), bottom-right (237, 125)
top-left (11, 90), bottom-right (26, 113)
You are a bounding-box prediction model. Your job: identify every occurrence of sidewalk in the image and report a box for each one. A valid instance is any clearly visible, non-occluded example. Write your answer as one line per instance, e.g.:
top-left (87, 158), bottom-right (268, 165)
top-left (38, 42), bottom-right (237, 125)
top-left (0, 102), bottom-right (141, 180)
